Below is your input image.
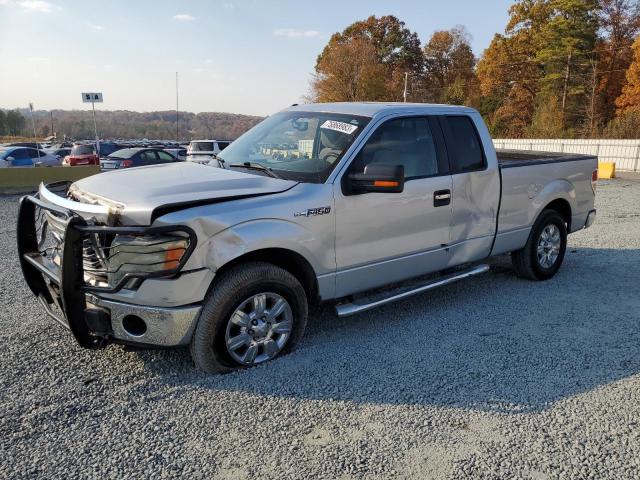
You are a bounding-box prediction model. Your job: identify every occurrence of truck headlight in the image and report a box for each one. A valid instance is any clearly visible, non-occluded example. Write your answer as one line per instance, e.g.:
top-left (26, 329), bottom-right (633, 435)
top-left (107, 234), bottom-right (189, 288)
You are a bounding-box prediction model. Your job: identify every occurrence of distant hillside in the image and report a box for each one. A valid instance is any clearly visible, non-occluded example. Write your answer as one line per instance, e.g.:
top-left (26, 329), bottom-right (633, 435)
top-left (10, 109), bottom-right (265, 141)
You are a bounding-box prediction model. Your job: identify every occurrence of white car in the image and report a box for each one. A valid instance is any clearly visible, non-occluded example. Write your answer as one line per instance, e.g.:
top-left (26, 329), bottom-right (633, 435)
top-left (186, 139), bottom-right (231, 165)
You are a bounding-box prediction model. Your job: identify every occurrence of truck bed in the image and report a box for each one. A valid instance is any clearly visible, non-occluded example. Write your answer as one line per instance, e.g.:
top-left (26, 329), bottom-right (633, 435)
top-left (496, 149), bottom-right (597, 168)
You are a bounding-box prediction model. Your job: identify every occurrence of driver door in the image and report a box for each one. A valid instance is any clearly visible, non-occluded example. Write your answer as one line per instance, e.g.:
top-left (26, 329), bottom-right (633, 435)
top-left (333, 116), bottom-right (453, 297)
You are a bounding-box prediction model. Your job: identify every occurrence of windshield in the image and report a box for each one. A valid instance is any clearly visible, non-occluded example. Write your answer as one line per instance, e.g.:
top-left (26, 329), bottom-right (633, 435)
top-left (107, 148), bottom-right (137, 159)
top-left (190, 142), bottom-right (214, 152)
top-left (71, 144), bottom-right (95, 156)
top-left (217, 111), bottom-right (369, 183)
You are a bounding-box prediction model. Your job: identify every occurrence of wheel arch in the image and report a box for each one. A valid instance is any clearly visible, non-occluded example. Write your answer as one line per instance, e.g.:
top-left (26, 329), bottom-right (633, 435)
top-left (542, 197), bottom-right (572, 231)
top-left (212, 248), bottom-right (320, 305)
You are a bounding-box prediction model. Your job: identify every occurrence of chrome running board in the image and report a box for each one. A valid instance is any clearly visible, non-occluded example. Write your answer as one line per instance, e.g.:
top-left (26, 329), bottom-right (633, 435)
top-left (335, 264), bottom-right (490, 317)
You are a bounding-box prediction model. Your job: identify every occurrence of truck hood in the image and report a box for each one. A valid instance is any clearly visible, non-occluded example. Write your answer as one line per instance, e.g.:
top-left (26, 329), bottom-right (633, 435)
top-left (66, 162), bottom-right (297, 225)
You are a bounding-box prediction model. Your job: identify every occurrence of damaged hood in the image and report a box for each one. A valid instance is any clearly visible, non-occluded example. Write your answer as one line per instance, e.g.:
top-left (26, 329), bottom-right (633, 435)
top-left (65, 162), bottom-right (297, 225)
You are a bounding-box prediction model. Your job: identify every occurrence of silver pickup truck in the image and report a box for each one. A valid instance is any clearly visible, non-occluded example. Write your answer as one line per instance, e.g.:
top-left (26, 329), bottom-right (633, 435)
top-left (17, 103), bottom-right (598, 373)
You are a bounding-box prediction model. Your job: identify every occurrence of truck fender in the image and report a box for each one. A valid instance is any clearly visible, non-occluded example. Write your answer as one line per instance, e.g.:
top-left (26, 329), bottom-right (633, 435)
top-left (202, 219), bottom-right (331, 277)
top-left (529, 179), bottom-right (576, 228)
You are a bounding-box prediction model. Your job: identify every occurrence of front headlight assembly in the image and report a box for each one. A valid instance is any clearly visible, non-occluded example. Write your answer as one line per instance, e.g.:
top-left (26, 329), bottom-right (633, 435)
top-left (106, 234), bottom-right (190, 288)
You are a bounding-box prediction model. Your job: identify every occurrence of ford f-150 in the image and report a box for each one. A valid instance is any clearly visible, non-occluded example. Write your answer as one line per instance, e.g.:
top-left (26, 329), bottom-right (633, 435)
top-left (17, 103), bottom-right (598, 373)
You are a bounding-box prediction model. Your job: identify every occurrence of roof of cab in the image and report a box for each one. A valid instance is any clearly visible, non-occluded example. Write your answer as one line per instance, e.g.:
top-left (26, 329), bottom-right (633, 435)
top-left (284, 102), bottom-right (477, 118)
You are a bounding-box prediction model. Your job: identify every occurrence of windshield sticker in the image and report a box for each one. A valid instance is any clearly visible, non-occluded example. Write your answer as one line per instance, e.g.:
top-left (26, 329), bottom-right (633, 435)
top-left (321, 120), bottom-right (358, 135)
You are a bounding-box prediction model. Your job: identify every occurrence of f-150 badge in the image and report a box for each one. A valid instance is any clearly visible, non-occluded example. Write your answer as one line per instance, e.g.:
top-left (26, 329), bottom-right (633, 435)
top-left (294, 206), bottom-right (331, 217)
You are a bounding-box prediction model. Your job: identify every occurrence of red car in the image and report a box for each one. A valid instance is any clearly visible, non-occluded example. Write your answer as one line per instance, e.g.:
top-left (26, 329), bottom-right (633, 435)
top-left (62, 144), bottom-right (99, 166)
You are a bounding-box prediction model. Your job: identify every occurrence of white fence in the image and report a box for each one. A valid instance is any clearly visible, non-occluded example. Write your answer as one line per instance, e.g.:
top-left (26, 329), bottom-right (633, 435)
top-left (493, 139), bottom-right (640, 172)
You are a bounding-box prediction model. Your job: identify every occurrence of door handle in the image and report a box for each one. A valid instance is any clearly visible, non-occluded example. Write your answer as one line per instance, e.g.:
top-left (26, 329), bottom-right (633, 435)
top-left (434, 189), bottom-right (451, 207)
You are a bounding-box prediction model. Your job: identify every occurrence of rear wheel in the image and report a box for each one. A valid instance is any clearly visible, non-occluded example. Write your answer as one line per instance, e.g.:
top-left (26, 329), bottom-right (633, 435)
top-left (190, 262), bottom-right (308, 374)
top-left (511, 209), bottom-right (567, 281)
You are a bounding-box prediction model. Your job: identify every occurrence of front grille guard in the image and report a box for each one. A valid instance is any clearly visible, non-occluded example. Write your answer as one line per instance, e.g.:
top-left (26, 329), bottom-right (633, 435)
top-left (17, 192), bottom-right (197, 349)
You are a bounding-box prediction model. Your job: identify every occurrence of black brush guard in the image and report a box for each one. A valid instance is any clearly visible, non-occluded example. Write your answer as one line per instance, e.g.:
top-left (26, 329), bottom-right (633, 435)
top-left (17, 192), bottom-right (196, 349)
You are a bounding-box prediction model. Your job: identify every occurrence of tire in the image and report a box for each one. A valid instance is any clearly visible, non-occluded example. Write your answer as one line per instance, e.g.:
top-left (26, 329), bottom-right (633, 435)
top-left (511, 209), bottom-right (568, 281)
top-left (190, 262), bottom-right (308, 374)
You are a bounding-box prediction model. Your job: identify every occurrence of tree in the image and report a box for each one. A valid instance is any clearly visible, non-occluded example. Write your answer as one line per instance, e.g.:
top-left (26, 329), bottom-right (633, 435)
top-left (422, 26), bottom-right (478, 105)
top-left (5, 110), bottom-right (26, 136)
top-left (312, 15), bottom-right (423, 102)
top-left (535, 0), bottom-right (599, 133)
top-left (603, 105), bottom-right (640, 136)
top-left (477, 0), bottom-right (603, 137)
top-left (312, 38), bottom-right (387, 102)
top-left (615, 35), bottom-right (640, 112)
top-left (0, 110), bottom-right (6, 135)
top-left (596, 0), bottom-right (640, 122)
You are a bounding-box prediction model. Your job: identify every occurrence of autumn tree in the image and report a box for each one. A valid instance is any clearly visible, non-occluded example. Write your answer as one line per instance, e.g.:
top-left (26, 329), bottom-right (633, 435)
top-left (476, 1), bottom-right (550, 137)
top-left (596, 0), bottom-right (640, 122)
top-left (312, 38), bottom-right (387, 102)
top-left (421, 26), bottom-right (479, 106)
top-left (615, 35), bottom-right (640, 111)
top-left (312, 15), bottom-right (423, 102)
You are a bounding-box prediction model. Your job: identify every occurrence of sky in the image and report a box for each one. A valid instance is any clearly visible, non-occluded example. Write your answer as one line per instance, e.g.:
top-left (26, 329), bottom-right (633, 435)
top-left (0, 0), bottom-right (514, 116)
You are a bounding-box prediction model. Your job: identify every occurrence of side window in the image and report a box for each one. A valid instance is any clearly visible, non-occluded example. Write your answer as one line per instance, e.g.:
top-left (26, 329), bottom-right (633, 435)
top-left (351, 117), bottom-right (439, 180)
top-left (443, 116), bottom-right (485, 173)
top-left (141, 151), bottom-right (158, 162)
top-left (217, 142), bottom-right (230, 151)
top-left (13, 149), bottom-right (30, 160)
top-left (156, 151), bottom-right (174, 162)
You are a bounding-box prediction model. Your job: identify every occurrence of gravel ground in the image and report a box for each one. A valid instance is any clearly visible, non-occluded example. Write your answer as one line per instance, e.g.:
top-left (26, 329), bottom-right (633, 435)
top-left (1, 180), bottom-right (639, 479)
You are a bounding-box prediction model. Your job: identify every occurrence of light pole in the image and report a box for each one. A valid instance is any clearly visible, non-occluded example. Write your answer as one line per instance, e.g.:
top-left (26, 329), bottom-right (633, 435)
top-left (176, 72), bottom-right (179, 142)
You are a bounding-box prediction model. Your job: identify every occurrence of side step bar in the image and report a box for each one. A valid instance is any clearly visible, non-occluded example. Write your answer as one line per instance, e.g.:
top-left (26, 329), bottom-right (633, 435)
top-left (335, 264), bottom-right (490, 317)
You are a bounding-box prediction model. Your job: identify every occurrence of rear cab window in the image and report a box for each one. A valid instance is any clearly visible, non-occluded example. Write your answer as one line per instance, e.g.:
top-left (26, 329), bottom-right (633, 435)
top-left (71, 145), bottom-right (95, 156)
top-left (440, 115), bottom-right (486, 173)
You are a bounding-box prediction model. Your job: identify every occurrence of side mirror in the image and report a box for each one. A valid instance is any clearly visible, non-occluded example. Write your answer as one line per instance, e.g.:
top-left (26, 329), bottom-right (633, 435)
top-left (347, 164), bottom-right (405, 194)
top-left (6, 156), bottom-right (15, 163)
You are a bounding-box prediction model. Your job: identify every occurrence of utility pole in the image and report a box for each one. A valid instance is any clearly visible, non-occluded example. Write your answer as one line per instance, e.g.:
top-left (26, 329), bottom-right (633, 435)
top-left (176, 72), bottom-right (179, 142)
top-left (561, 50), bottom-right (572, 127)
top-left (28, 103), bottom-right (41, 162)
top-left (403, 72), bottom-right (409, 103)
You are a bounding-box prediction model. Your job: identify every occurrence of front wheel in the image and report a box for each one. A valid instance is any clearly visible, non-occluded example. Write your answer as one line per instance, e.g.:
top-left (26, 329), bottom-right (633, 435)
top-left (511, 209), bottom-right (568, 281)
top-left (190, 262), bottom-right (308, 374)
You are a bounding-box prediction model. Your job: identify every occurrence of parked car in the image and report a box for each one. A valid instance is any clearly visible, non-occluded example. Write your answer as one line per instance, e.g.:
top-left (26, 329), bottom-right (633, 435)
top-left (163, 148), bottom-right (187, 161)
top-left (186, 139), bottom-right (231, 165)
top-left (0, 146), bottom-right (60, 167)
top-left (98, 142), bottom-right (125, 159)
top-left (45, 147), bottom-right (72, 162)
top-left (6, 142), bottom-right (43, 149)
top-left (99, 148), bottom-right (178, 170)
top-left (17, 103), bottom-right (598, 373)
top-left (63, 144), bottom-right (100, 166)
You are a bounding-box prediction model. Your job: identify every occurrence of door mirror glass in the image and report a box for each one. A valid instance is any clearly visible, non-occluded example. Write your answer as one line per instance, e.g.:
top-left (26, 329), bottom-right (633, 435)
top-left (348, 164), bottom-right (405, 194)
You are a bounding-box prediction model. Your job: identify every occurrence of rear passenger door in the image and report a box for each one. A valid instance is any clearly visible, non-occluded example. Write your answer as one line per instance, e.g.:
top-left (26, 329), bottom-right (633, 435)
top-left (439, 115), bottom-right (500, 266)
top-left (156, 151), bottom-right (176, 163)
top-left (333, 116), bottom-right (453, 297)
top-left (138, 150), bottom-right (158, 166)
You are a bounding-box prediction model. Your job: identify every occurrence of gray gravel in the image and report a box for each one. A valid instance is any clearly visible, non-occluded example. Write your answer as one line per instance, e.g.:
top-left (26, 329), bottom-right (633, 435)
top-left (1, 180), bottom-right (640, 479)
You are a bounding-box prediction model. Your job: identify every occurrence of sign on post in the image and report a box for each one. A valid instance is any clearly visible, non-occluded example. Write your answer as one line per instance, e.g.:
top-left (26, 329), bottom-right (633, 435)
top-left (81, 92), bottom-right (103, 103)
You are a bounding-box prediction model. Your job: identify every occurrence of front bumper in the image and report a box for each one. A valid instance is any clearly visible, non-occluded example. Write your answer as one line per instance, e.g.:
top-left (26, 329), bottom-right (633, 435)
top-left (17, 188), bottom-right (200, 349)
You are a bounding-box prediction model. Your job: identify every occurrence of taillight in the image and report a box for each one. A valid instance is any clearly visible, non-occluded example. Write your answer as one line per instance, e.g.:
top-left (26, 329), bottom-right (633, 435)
top-left (121, 159), bottom-right (133, 168)
top-left (591, 169), bottom-right (598, 194)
